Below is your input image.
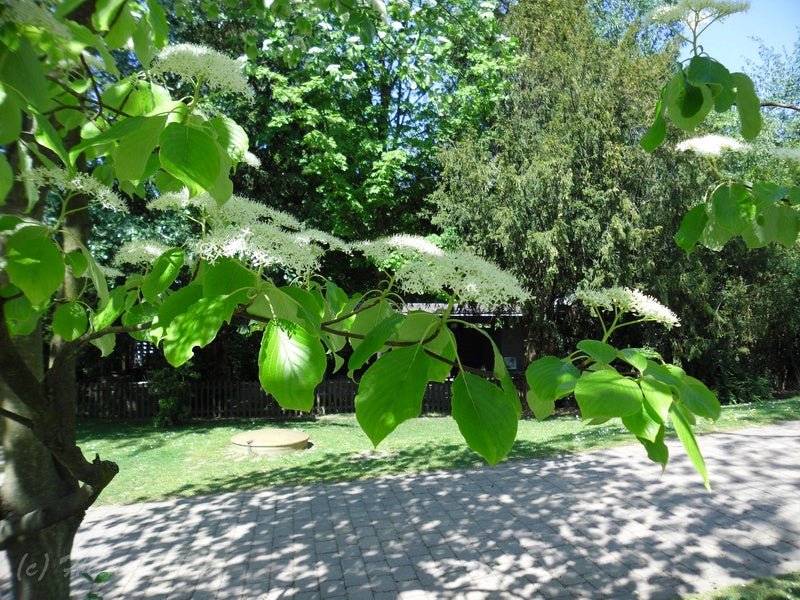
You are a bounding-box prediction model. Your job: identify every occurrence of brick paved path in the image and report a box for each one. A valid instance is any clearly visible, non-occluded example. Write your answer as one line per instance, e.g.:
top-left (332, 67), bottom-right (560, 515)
top-left (3, 421), bottom-right (800, 599)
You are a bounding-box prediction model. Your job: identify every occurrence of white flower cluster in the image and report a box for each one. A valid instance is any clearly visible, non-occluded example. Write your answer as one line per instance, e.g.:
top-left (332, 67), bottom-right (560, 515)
top-left (192, 223), bottom-right (329, 275)
top-left (149, 191), bottom-right (347, 274)
top-left (574, 286), bottom-right (681, 329)
top-left (676, 134), bottom-right (750, 156)
top-left (5, 0), bottom-right (71, 39)
top-left (113, 239), bottom-right (170, 266)
top-left (359, 235), bottom-right (529, 307)
top-left (650, 1), bottom-right (749, 25)
top-left (151, 44), bottom-right (254, 100)
top-left (768, 147), bottom-right (800, 162)
top-left (18, 167), bottom-right (128, 213)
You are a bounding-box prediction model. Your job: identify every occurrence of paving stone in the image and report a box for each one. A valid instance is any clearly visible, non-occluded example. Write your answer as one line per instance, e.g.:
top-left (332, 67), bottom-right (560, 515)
top-left (1, 422), bottom-right (797, 600)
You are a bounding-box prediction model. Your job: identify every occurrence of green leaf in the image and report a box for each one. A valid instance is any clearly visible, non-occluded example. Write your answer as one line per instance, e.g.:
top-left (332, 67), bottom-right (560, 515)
top-left (621, 404), bottom-right (660, 443)
top-left (149, 285), bottom-right (204, 341)
top-left (577, 339), bottom-right (617, 365)
top-left (203, 258), bottom-right (256, 305)
top-left (92, 286), bottom-right (127, 331)
top-left (355, 345), bottom-right (431, 445)
top-left (789, 187), bottom-right (800, 206)
top-left (392, 311), bottom-right (440, 344)
top-left (640, 90), bottom-right (666, 152)
top-left (574, 369), bottom-right (643, 420)
top-left (159, 123), bottom-right (221, 196)
top-left (618, 348), bottom-right (647, 373)
top-left (324, 280), bottom-right (349, 318)
top-left (0, 39), bottom-right (50, 110)
top-left (52, 301), bottom-right (88, 341)
top-left (64, 251), bottom-right (89, 278)
top-left (743, 204), bottom-right (800, 248)
top-left (141, 248), bottom-right (184, 302)
top-left (525, 356), bottom-right (580, 420)
top-left (3, 295), bottom-right (43, 336)
top-left (639, 376), bottom-right (673, 423)
top-left (281, 286), bottom-right (324, 331)
top-left (426, 327), bottom-right (457, 383)
top-left (146, 0), bottom-right (169, 47)
top-left (685, 56), bottom-right (733, 112)
top-left (639, 426), bottom-right (669, 471)
top-left (132, 15), bottom-right (157, 67)
top-left (33, 112), bottom-right (69, 166)
top-left (79, 243), bottom-right (109, 306)
top-left (670, 404), bottom-right (710, 489)
top-left (676, 376), bottom-right (721, 421)
top-left (348, 313), bottom-right (405, 374)
top-left (90, 333), bottom-right (116, 357)
top-left (731, 72), bottom-right (762, 140)
top-left (209, 116), bottom-right (249, 164)
top-left (0, 153), bottom-right (13, 205)
top-left (711, 183), bottom-right (754, 235)
top-left (163, 296), bottom-right (233, 366)
top-left (92, 0), bottom-right (127, 31)
top-left (247, 285), bottom-right (300, 322)
top-left (70, 116), bottom-right (147, 165)
top-left (664, 72), bottom-right (713, 131)
top-left (94, 571), bottom-right (112, 583)
top-left (112, 115), bottom-right (167, 181)
top-left (122, 302), bottom-right (158, 342)
top-left (104, 3), bottom-right (135, 49)
top-left (674, 204), bottom-right (708, 253)
top-left (5, 227), bottom-right (64, 305)
top-left (0, 85), bottom-right (21, 144)
top-left (349, 300), bottom-right (393, 350)
top-left (258, 320), bottom-right (327, 411)
top-left (451, 372), bottom-right (519, 465)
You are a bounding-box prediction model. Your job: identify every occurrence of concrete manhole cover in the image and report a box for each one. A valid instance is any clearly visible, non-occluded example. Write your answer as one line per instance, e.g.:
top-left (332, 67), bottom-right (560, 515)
top-left (231, 428), bottom-right (309, 456)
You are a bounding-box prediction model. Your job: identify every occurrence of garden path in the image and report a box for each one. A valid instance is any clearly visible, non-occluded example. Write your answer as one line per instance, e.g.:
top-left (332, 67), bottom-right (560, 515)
top-left (3, 421), bottom-right (800, 599)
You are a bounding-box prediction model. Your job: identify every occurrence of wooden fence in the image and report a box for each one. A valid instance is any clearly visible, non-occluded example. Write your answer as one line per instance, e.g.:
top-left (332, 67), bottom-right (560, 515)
top-left (75, 377), bottom-right (522, 420)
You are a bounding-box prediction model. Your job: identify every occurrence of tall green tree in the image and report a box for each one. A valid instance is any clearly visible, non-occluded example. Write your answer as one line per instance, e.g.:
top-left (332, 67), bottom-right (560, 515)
top-left (432, 0), bottom-right (705, 355)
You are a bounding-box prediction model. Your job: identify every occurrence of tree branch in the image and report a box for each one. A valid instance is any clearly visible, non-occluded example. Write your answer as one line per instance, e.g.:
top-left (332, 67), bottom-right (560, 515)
top-left (0, 407), bottom-right (34, 430)
top-left (761, 101), bottom-right (800, 112)
top-left (0, 475), bottom-right (115, 550)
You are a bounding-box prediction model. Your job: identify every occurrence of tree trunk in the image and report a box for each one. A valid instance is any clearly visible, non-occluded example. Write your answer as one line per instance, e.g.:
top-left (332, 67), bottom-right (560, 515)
top-left (2, 331), bottom-right (82, 599)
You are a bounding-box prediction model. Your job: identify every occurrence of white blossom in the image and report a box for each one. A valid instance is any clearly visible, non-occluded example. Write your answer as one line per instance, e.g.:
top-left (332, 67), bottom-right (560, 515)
top-left (676, 134), bottom-right (750, 156)
top-left (5, 0), bottom-right (71, 39)
top-left (151, 43), bottom-right (254, 99)
top-left (574, 286), bottom-right (680, 329)
top-left (242, 151), bottom-right (262, 169)
top-left (113, 239), bottom-right (170, 266)
top-left (18, 167), bottom-right (127, 213)
top-left (359, 234), bottom-right (444, 262)
top-left (192, 223), bottom-right (324, 274)
top-left (98, 265), bottom-right (124, 278)
top-left (360, 236), bottom-right (528, 307)
top-left (768, 147), bottom-right (800, 162)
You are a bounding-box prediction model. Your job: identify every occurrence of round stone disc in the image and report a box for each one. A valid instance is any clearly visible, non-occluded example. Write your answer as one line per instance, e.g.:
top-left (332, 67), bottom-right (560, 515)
top-left (231, 428), bottom-right (309, 456)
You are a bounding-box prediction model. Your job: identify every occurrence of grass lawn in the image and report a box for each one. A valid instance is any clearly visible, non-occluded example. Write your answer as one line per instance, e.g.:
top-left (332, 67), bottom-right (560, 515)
top-left (684, 572), bottom-right (800, 599)
top-left (76, 396), bottom-right (800, 506)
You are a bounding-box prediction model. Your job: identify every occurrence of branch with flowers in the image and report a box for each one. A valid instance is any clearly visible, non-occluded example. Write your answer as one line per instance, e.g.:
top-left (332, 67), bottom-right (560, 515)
top-left (525, 287), bottom-right (720, 489)
top-left (642, 1), bottom-right (800, 252)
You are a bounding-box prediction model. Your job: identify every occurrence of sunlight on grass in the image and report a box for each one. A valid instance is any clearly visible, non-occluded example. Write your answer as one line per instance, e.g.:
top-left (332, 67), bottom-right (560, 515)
top-left (684, 572), bottom-right (800, 599)
top-left (76, 397), bottom-right (800, 506)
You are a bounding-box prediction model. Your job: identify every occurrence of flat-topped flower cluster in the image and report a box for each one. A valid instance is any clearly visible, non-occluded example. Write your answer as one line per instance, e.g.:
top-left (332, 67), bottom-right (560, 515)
top-left (574, 286), bottom-right (680, 329)
top-left (360, 235), bottom-right (529, 307)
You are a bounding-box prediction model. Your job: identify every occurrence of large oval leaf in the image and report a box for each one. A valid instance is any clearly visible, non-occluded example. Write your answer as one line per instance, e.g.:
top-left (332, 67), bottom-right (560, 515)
top-left (574, 369), bottom-right (643, 420)
top-left (451, 372), bottom-right (518, 465)
top-left (5, 227), bottom-right (65, 305)
top-left (163, 296), bottom-right (232, 366)
top-left (52, 301), bottom-right (88, 342)
top-left (355, 345), bottom-right (431, 446)
top-left (159, 123), bottom-right (221, 196)
top-left (525, 356), bottom-right (580, 420)
top-left (258, 320), bottom-right (326, 412)
top-left (141, 248), bottom-right (184, 302)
